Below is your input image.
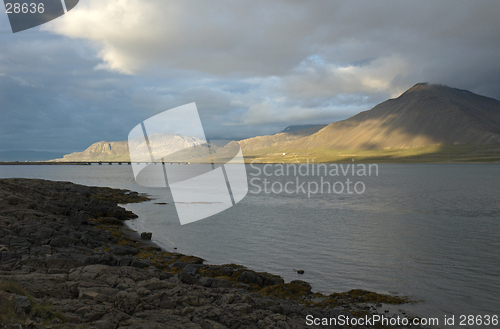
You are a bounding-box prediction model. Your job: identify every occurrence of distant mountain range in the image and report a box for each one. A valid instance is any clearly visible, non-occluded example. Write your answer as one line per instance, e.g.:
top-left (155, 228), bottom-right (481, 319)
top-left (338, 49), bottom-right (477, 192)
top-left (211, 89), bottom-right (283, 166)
top-left (53, 83), bottom-right (500, 162)
top-left (55, 126), bottom-right (328, 163)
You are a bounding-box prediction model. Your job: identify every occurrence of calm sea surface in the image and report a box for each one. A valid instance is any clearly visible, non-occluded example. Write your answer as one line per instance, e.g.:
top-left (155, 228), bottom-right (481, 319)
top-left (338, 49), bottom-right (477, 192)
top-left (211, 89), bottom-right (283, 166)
top-left (1, 163), bottom-right (499, 328)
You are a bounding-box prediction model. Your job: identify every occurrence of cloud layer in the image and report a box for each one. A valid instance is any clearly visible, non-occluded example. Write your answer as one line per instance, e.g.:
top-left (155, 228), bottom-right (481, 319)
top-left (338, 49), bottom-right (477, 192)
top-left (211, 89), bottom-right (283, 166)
top-left (1, 0), bottom-right (500, 151)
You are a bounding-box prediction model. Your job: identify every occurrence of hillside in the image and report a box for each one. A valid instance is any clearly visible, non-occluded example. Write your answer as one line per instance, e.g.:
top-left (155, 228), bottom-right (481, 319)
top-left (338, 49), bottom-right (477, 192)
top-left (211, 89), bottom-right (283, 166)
top-left (238, 124), bottom-right (326, 152)
top-left (242, 83), bottom-right (500, 155)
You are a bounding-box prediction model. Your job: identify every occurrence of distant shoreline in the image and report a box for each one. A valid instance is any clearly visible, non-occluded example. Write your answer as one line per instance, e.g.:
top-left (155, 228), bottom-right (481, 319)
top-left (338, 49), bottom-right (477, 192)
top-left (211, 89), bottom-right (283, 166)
top-left (0, 161), bottom-right (90, 165)
top-left (4, 142), bottom-right (499, 164)
top-left (2, 159), bottom-right (500, 165)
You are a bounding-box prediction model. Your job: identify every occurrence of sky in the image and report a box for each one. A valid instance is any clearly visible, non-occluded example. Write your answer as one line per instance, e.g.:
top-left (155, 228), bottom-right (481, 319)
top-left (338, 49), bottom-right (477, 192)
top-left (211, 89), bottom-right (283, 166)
top-left (1, 0), bottom-right (500, 153)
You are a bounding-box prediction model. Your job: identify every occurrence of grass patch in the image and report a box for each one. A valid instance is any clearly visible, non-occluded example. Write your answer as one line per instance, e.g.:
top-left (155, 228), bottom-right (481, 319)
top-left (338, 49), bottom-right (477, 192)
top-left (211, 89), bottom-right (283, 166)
top-left (244, 143), bottom-right (500, 163)
top-left (0, 280), bottom-right (66, 326)
top-left (0, 280), bottom-right (29, 296)
top-left (259, 280), bottom-right (312, 301)
top-left (324, 289), bottom-right (411, 307)
top-left (90, 217), bottom-right (124, 226)
top-left (0, 300), bottom-right (18, 323)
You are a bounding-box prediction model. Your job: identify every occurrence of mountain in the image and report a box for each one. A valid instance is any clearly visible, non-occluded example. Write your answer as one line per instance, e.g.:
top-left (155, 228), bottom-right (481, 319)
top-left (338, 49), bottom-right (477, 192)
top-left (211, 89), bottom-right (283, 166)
top-left (59, 141), bottom-right (129, 162)
top-left (245, 83), bottom-right (500, 152)
top-left (0, 150), bottom-right (67, 162)
top-left (58, 133), bottom-right (204, 162)
top-left (238, 124), bottom-right (326, 152)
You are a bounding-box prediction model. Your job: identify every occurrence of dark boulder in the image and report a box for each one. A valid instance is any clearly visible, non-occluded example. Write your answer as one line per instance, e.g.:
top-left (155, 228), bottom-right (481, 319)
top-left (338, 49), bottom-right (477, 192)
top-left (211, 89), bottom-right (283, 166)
top-left (49, 236), bottom-right (78, 248)
top-left (140, 232), bottom-right (152, 240)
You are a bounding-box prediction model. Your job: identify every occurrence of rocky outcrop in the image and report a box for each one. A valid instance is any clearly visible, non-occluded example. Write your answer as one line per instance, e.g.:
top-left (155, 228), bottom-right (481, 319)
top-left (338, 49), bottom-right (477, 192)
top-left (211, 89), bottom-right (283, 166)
top-left (57, 133), bottom-right (205, 162)
top-left (59, 141), bottom-right (131, 162)
top-left (0, 179), bottom-right (430, 329)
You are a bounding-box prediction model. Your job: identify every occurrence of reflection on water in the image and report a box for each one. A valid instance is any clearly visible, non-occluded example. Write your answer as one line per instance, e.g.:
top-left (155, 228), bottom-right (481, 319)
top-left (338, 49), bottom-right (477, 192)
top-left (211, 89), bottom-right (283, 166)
top-left (1, 163), bottom-right (499, 328)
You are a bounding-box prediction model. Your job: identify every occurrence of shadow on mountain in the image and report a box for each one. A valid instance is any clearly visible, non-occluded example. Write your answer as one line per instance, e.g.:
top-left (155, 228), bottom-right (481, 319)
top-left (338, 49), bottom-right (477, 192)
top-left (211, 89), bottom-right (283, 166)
top-left (289, 83), bottom-right (500, 151)
top-left (238, 83), bottom-right (500, 162)
top-left (54, 83), bottom-right (500, 164)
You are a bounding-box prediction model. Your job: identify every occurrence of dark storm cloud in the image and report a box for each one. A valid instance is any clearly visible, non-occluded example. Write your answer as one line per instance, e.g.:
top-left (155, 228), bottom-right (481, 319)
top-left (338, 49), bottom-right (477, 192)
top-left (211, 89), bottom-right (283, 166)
top-left (1, 0), bottom-right (500, 152)
top-left (0, 32), bottom-right (147, 151)
top-left (43, 0), bottom-right (500, 92)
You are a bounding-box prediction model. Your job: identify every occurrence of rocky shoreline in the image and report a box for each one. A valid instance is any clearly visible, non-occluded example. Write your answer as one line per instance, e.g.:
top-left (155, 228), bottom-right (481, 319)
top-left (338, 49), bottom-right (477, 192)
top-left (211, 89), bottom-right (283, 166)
top-left (0, 178), bottom-right (431, 329)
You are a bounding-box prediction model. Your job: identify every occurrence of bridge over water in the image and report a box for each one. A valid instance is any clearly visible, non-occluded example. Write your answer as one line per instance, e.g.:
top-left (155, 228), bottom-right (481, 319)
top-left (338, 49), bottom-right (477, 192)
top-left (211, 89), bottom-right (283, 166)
top-left (0, 161), bottom-right (190, 165)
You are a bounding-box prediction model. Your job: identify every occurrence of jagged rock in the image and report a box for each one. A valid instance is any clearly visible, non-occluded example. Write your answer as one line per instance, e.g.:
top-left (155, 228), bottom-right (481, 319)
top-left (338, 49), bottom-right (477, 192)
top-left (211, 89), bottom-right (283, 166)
top-left (238, 271), bottom-right (263, 286)
top-left (137, 277), bottom-right (174, 291)
top-left (111, 245), bottom-right (139, 256)
top-left (178, 271), bottom-right (201, 286)
top-left (13, 294), bottom-right (31, 314)
top-left (115, 290), bottom-right (140, 314)
top-left (49, 236), bottom-right (77, 248)
top-left (182, 263), bottom-right (202, 276)
top-left (0, 251), bottom-right (21, 262)
top-left (199, 276), bottom-right (233, 289)
top-left (46, 257), bottom-right (84, 269)
top-left (130, 259), bottom-right (150, 269)
top-left (118, 257), bottom-right (133, 267)
top-left (168, 260), bottom-right (187, 270)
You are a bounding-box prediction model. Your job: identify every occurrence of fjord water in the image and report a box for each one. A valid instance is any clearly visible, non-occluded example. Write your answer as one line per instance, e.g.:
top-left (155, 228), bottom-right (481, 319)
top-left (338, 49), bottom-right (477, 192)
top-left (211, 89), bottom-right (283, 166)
top-left (1, 163), bottom-right (499, 327)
